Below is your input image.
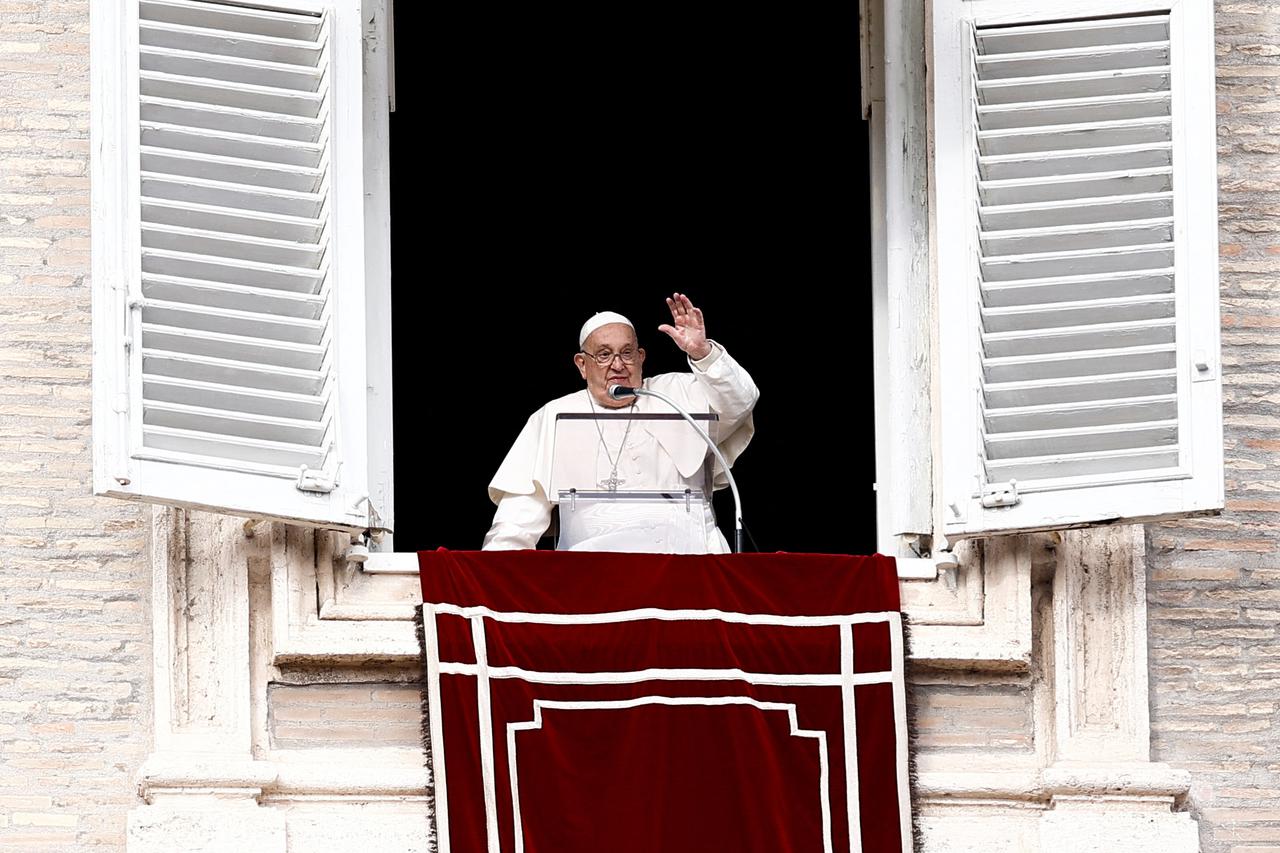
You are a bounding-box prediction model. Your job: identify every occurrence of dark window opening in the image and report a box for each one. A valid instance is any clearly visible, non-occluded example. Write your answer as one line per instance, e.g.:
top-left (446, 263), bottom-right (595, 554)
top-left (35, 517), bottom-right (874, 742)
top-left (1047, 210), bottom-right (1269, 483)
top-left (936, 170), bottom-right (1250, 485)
top-left (390, 2), bottom-right (876, 553)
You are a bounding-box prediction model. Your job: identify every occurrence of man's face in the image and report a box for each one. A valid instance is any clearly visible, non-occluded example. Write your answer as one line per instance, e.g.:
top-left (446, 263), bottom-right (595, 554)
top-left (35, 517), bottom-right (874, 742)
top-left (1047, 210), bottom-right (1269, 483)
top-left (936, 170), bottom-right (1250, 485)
top-left (574, 323), bottom-right (645, 408)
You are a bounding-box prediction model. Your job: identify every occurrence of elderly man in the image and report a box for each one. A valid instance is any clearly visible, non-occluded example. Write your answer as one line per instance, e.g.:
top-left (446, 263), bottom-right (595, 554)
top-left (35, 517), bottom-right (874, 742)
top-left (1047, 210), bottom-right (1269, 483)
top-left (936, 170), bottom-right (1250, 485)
top-left (483, 293), bottom-right (760, 552)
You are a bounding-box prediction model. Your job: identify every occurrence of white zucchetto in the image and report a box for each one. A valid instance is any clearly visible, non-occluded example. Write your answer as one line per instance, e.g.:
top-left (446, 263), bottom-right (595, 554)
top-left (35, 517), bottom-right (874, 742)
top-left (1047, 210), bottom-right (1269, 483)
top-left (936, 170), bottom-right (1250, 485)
top-left (578, 311), bottom-right (635, 348)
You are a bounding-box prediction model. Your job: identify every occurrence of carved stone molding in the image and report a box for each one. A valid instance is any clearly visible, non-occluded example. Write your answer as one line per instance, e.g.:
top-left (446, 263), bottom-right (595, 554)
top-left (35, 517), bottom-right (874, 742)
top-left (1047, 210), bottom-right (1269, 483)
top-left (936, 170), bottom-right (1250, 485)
top-left (148, 507), bottom-right (255, 756)
top-left (1052, 526), bottom-right (1151, 763)
top-left (131, 508), bottom-right (429, 853)
top-left (1038, 526), bottom-right (1196, 853)
top-left (270, 526), bottom-right (417, 664)
top-left (903, 536), bottom-right (1035, 668)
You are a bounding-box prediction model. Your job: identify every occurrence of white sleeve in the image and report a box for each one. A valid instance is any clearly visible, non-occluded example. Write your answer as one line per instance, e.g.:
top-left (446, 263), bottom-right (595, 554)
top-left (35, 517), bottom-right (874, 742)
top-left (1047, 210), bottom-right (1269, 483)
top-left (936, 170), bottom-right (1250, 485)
top-left (481, 489), bottom-right (552, 550)
top-left (684, 340), bottom-right (760, 435)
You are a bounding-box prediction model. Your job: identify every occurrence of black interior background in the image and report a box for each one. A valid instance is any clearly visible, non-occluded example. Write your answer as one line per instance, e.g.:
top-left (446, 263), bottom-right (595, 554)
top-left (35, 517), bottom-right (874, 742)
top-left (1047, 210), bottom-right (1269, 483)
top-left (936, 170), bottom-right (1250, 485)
top-left (389, 1), bottom-right (877, 554)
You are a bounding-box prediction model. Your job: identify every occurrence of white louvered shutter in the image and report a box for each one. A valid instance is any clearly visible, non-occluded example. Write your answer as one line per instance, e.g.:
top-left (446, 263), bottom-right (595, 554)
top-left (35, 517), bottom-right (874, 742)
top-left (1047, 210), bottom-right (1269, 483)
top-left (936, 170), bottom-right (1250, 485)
top-left (934, 0), bottom-right (1223, 538)
top-left (92, 0), bottom-right (390, 531)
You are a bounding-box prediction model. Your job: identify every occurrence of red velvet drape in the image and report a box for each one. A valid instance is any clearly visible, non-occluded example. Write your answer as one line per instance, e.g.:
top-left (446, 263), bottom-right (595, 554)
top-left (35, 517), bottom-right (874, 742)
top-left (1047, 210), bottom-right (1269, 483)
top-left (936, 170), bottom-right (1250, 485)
top-left (419, 551), bottom-right (909, 853)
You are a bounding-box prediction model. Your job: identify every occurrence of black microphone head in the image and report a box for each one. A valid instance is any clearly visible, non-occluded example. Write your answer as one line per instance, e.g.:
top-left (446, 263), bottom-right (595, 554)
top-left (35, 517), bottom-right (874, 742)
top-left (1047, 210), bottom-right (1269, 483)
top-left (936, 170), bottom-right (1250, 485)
top-left (608, 384), bottom-right (636, 400)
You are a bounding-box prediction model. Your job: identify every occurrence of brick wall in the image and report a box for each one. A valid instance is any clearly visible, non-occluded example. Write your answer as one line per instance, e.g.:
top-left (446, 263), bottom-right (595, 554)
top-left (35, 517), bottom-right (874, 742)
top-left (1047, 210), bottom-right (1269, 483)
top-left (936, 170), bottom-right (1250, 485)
top-left (0, 1), bottom-right (152, 848)
top-left (269, 684), bottom-right (422, 750)
top-left (1145, 3), bottom-right (1280, 852)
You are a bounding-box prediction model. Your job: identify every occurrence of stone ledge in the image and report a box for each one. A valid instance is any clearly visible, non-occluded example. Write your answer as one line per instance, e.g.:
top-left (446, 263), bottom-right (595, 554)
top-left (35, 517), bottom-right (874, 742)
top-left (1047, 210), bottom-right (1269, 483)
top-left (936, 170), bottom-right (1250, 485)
top-left (1041, 762), bottom-right (1192, 801)
top-left (138, 750), bottom-right (429, 802)
top-left (917, 762), bottom-right (1193, 809)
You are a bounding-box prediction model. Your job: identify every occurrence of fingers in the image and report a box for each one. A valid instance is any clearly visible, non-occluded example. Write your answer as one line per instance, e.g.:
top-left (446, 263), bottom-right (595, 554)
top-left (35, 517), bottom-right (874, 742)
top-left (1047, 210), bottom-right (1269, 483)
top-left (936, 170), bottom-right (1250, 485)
top-left (666, 292), bottom-right (699, 325)
top-left (657, 323), bottom-right (679, 340)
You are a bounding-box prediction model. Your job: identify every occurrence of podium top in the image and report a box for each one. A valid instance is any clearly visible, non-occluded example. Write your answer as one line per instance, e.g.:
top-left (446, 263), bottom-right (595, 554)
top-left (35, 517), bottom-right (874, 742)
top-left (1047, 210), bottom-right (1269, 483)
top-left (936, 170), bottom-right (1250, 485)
top-left (550, 412), bottom-right (720, 501)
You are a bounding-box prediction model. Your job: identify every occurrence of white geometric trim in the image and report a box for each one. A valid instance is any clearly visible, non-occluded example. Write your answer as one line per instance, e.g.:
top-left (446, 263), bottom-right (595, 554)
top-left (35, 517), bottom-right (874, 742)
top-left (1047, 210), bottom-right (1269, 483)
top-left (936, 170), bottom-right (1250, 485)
top-left (428, 602), bottom-right (901, 627)
top-left (841, 623), bottom-right (863, 853)
top-left (421, 603), bottom-right (910, 853)
top-left (471, 616), bottom-right (500, 853)
top-left (506, 697), bottom-right (834, 853)
top-left (437, 662), bottom-right (894, 688)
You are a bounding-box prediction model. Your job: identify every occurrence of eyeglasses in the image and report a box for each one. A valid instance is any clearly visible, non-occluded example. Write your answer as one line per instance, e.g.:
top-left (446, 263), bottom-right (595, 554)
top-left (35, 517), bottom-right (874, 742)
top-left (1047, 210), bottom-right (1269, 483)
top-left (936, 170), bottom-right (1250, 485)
top-left (580, 348), bottom-right (639, 366)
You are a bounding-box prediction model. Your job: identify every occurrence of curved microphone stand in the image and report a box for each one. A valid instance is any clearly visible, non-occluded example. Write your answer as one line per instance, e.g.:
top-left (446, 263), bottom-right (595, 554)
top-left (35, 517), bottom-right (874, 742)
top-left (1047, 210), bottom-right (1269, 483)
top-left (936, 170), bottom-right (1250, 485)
top-left (608, 384), bottom-right (745, 554)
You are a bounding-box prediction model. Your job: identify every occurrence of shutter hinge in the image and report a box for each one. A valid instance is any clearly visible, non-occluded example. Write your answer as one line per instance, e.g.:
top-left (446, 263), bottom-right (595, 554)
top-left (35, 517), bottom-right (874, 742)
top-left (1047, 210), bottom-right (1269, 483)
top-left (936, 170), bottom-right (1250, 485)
top-left (296, 463), bottom-right (339, 494)
top-left (980, 479), bottom-right (1020, 508)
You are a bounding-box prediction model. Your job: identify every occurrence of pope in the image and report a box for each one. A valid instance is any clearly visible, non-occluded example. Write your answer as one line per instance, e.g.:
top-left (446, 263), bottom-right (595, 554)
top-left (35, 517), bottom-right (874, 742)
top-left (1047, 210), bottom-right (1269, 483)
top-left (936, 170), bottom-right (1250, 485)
top-left (482, 293), bottom-right (760, 551)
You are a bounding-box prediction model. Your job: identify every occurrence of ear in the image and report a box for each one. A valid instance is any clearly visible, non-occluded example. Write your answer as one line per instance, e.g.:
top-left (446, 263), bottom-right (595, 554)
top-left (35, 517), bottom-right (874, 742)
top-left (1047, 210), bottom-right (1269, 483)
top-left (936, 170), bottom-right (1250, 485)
top-left (574, 352), bottom-right (588, 380)
top-left (637, 347), bottom-right (646, 368)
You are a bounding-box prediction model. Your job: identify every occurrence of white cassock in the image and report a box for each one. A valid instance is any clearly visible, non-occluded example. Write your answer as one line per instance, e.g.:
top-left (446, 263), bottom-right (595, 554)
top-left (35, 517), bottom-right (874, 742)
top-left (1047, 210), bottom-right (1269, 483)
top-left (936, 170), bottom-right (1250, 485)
top-left (483, 340), bottom-right (760, 551)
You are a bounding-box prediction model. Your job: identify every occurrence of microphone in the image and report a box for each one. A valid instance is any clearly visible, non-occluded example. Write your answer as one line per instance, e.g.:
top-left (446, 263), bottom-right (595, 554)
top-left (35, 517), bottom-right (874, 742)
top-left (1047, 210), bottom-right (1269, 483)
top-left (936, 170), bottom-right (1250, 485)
top-left (605, 383), bottom-right (747, 554)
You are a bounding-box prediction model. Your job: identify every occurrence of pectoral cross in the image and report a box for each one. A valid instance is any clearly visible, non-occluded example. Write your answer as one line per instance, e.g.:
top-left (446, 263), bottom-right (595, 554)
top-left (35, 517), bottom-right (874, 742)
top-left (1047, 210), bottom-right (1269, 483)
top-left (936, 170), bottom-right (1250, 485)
top-left (599, 472), bottom-right (625, 491)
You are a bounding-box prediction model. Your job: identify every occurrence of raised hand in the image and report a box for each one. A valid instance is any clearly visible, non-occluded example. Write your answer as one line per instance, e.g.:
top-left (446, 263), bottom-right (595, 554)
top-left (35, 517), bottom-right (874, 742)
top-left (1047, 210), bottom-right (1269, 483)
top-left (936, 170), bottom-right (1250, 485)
top-left (658, 293), bottom-right (712, 360)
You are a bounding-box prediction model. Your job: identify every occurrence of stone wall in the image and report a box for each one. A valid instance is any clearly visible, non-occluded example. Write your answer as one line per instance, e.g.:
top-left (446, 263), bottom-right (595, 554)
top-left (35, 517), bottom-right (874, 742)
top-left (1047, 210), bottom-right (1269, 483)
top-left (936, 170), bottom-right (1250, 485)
top-left (1144, 4), bottom-right (1280, 851)
top-left (0, 1), bottom-right (151, 848)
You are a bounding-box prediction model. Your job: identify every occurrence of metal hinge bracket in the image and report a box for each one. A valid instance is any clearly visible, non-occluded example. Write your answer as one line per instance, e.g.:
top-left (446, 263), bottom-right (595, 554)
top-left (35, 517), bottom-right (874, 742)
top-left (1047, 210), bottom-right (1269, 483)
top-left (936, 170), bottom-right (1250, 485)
top-left (296, 463), bottom-right (338, 494)
top-left (980, 479), bottom-right (1020, 508)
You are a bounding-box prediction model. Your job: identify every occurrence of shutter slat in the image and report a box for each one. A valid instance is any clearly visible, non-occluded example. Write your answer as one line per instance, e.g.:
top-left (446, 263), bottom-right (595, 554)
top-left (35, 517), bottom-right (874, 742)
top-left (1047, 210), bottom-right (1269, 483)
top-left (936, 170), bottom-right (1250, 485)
top-left (984, 369), bottom-right (1178, 409)
top-left (982, 269), bottom-right (1175, 308)
top-left (141, 274), bottom-right (326, 320)
top-left (985, 447), bottom-right (1180, 483)
top-left (141, 323), bottom-right (326, 371)
top-left (141, 0), bottom-right (324, 41)
top-left (142, 299), bottom-right (326, 344)
top-left (984, 419), bottom-right (1178, 459)
top-left (981, 244), bottom-right (1174, 281)
top-left (980, 218), bottom-right (1173, 255)
top-left (978, 67), bottom-right (1171, 105)
top-left (981, 293), bottom-right (1175, 333)
top-left (976, 41), bottom-right (1170, 79)
top-left (141, 349), bottom-right (326, 395)
top-left (984, 394), bottom-right (1178, 432)
top-left (980, 143), bottom-right (1172, 181)
top-left (979, 168), bottom-right (1172, 205)
top-left (140, 198), bottom-right (324, 242)
top-left (140, 46), bottom-right (323, 92)
top-left (977, 17), bottom-right (1171, 54)
top-left (980, 192), bottom-right (1172, 230)
top-left (982, 343), bottom-right (1176, 383)
top-left (979, 93), bottom-right (1170, 131)
top-left (141, 173), bottom-right (323, 218)
top-left (142, 426), bottom-right (326, 469)
top-left (142, 248), bottom-right (326, 293)
top-left (140, 21), bottom-right (323, 66)
top-left (140, 71), bottom-right (325, 118)
top-left (143, 374), bottom-right (326, 420)
top-left (139, 146), bottom-right (324, 192)
top-left (141, 122), bottom-right (324, 168)
top-left (140, 98), bottom-right (323, 141)
top-left (979, 117), bottom-right (1170, 156)
top-left (144, 400), bottom-right (329, 445)
top-left (982, 317), bottom-right (1175, 358)
top-left (142, 222), bottom-right (324, 268)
